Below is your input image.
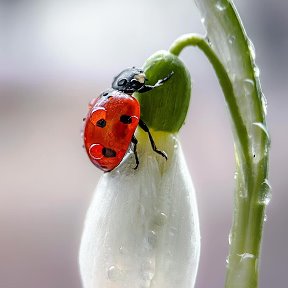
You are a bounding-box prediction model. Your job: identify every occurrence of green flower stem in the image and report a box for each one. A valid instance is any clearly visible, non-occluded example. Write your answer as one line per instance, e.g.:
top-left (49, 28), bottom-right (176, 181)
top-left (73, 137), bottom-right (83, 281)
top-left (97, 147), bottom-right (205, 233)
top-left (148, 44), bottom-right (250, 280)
top-left (170, 34), bottom-right (250, 165)
top-left (169, 31), bottom-right (269, 287)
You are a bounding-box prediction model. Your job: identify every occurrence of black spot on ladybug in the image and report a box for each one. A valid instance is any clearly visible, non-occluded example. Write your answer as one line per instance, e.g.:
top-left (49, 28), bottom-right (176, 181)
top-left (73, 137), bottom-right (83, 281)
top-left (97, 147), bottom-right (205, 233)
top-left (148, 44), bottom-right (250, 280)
top-left (103, 92), bottom-right (109, 96)
top-left (118, 79), bottom-right (127, 86)
top-left (96, 119), bottom-right (106, 128)
top-left (120, 115), bottom-right (132, 124)
top-left (102, 147), bottom-right (116, 158)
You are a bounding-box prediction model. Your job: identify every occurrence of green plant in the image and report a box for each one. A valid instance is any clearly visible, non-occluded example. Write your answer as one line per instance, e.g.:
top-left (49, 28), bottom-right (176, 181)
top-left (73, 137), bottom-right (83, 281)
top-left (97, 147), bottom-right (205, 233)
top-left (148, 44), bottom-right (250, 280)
top-left (79, 1), bottom-right (270, 287)
top-left (167, 0), bottom-right (270, 286)
top-left (137, 0), bottom-right (270, 286)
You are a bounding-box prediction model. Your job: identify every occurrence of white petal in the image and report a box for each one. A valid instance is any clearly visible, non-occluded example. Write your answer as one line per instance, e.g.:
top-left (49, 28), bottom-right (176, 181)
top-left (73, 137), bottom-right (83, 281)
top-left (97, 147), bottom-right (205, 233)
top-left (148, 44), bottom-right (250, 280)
top-left (79, 133), bottom-right (200, 288)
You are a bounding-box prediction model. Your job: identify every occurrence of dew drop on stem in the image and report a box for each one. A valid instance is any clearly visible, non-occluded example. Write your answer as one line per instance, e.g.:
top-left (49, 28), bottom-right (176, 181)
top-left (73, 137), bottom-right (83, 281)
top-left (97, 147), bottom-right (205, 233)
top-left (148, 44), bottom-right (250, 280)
top-left (252, 122), bottom-right (270, 139)
top-left (248, 38), bottom-right (256, 61)
top-left (243, 78), bottom-right (255, 96)
top-left (215, 0), bottom-right (229, 11)
top-left (259, 179), bottom-right (272, 205)
top-left (228, 34), bottom-right (236, 44)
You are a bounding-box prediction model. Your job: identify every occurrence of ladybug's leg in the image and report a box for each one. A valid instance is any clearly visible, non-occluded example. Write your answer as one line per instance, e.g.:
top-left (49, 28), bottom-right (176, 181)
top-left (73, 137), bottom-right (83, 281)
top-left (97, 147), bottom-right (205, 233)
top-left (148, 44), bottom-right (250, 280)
top-left (138, 119), bottom-right (168, 160)
top-left (131, 135), bottom-right (139, 169)
top-left (137, 71), bottom-right (174, 93)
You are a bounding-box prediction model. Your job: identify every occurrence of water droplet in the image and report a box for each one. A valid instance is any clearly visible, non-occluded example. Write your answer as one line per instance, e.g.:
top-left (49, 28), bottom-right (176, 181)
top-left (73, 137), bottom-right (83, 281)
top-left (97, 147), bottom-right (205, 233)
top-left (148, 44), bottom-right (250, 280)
top-left (234, 172), bottom-right (238, 180)
top-left (252, 122), bottom-right (270, 138)
top-left (89, 144), bottom-right (104, 160)
top-left (238, 253), bottom-right (255, 262)
top-left (147, 231), bottom-right (157, 247)
top-left (215, 0), bottom-right (228, 11)
top-left (264, 214), bottom-right (267, 222)
top-left (201, 17), bottom-right (206, 24)
top-left (259, 179), bottom-right (272, 205)
top-left (119, 245), bottom-right (128, 255)
top-left (205, 35), bottom-right (212, 46)
top-left (225, 256), bottom-right (230, 268)
top-left (155, 212), bottom-right (167, 227)
top-left (107, 265), bottom-right (122, 281)
top-left (248, 38), bottom-right (256, 60)
top-left (169, 226), bottom-right (177, 237)
top-left (141, 259), bottom-right (155, 281)
top-left (243, 78), bottom-right (255, 95)
top-left (228, 230), bottom-right (232, 245)
top-left (228, 35), bottom-right (236, 44)
top-left (261, 92), bottom-right (268, 115)
top-left (239, 189), bottom-right (248, 199)
top-left (254, 66), bottom-right (260, 77)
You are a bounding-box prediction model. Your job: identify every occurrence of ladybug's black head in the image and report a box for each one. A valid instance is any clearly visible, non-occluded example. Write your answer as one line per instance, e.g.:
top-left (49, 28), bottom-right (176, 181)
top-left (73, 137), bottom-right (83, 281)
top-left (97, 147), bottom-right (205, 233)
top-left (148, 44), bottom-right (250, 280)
top-left (112, 67), bottom-right (146, 94)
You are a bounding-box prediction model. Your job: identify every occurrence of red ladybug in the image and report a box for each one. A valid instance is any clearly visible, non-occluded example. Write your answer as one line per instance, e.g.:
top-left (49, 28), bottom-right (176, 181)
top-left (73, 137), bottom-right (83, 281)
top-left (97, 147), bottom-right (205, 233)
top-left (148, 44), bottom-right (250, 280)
top-left (83, 67), bottom-right (173, 172)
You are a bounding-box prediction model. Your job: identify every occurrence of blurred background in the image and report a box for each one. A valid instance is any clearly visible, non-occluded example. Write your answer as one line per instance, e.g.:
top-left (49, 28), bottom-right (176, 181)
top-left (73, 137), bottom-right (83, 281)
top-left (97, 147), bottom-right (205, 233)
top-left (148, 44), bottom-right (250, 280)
top-left (0, 0), bottom-right (287, 287)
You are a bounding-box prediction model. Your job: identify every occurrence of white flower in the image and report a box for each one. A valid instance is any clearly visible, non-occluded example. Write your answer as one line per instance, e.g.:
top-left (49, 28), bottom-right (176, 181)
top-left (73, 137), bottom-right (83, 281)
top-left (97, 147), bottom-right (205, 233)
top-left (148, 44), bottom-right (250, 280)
top-left (79, 131), bottom-right (200, 288)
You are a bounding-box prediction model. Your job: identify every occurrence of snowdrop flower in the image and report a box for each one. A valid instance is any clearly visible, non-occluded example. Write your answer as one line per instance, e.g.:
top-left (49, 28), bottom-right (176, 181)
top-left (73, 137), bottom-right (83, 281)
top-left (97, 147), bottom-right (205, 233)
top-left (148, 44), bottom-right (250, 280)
top-left (79, 51), bottom-right (200, 288)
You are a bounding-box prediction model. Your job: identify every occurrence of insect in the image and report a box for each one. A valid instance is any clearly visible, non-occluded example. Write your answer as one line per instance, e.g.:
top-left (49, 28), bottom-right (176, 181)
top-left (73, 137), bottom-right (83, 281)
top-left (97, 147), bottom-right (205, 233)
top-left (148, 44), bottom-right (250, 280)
top-left (83, 67), bottom-right (173, 172)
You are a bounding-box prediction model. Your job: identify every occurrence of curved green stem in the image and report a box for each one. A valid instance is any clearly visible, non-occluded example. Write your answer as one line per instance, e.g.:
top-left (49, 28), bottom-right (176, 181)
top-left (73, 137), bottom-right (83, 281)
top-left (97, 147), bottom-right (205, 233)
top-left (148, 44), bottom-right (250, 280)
top-left (170, 34), bottom-right (250, 167)
top-left (169, 33), bottom-right (270, 288)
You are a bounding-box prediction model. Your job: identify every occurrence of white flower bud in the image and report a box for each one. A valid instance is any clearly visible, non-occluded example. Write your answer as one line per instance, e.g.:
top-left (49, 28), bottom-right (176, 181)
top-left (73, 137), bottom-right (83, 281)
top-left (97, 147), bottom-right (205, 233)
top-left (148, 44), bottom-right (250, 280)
top-left (79, 132), bottom-right (200, 288)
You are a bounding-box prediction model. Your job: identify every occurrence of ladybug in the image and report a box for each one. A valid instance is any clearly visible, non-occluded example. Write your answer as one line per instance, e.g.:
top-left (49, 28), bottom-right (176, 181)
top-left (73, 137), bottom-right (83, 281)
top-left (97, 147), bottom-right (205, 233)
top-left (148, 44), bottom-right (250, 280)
top-left (83, 67), bottom-right (173, 172)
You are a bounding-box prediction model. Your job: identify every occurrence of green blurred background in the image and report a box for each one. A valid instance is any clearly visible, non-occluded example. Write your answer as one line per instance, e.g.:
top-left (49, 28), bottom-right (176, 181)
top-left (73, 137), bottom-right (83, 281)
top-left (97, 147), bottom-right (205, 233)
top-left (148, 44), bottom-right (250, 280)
top-left (0, 0), bottom-right (286, 287)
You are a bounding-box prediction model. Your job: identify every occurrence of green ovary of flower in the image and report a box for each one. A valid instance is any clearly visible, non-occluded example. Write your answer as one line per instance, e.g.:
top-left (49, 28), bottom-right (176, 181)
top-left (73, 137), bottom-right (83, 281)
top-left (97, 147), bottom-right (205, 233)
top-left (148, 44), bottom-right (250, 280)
top-left (135, 50), bottom-right (191, 133)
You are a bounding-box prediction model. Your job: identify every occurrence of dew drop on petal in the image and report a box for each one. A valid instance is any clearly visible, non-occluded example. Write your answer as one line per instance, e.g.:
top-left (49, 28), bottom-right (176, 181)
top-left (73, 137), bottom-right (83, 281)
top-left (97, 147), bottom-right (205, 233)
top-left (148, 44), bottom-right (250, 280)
top-left (119, 245), bottom-right (128, 255)
top-left (147, 231), bottom-right (157, 248)
top-left (154, 212), bottom-right (167, 227)
top-left (169, 226), bottom-right (177, 237)
top-left (141, 259), bottom-right (155, 281)
top-left (107, 265), bottom-right (122, 281)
